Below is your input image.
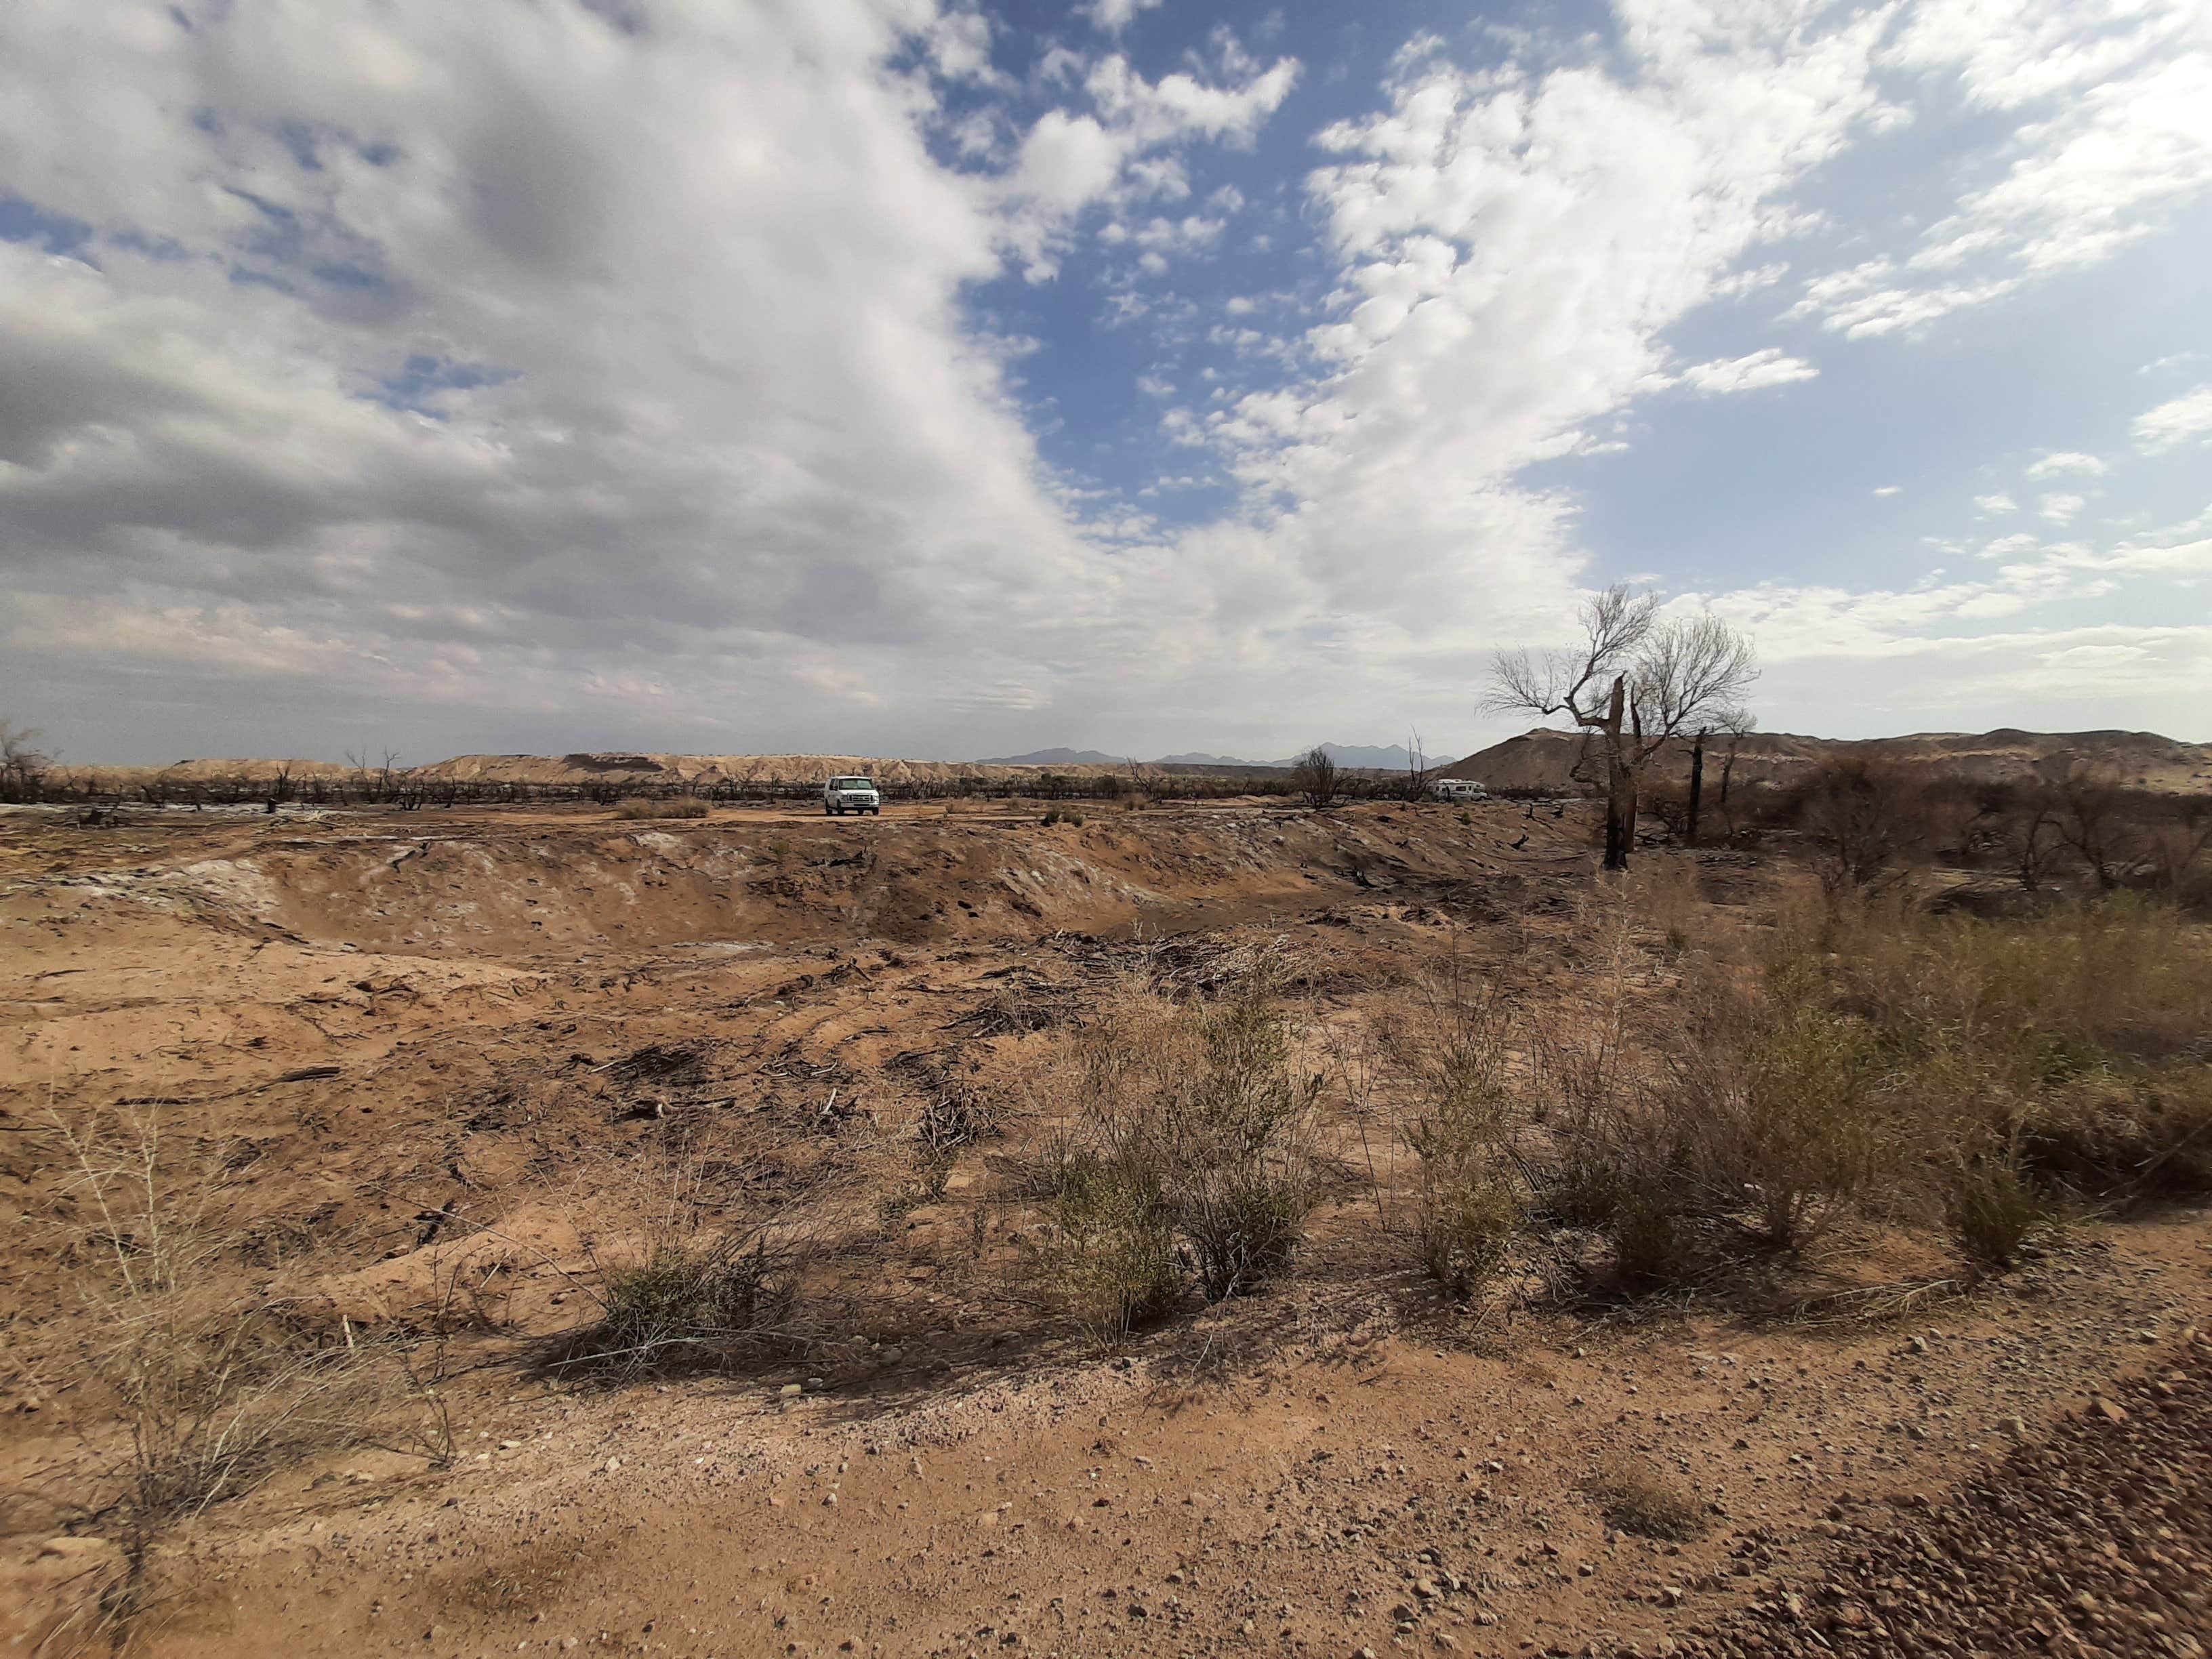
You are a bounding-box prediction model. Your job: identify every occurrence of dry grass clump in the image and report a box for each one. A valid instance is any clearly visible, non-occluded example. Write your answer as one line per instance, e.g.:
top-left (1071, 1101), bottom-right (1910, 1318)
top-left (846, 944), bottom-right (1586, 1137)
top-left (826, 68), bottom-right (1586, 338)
top-left (550, 1158), bottom-right (813, 1377)
top-left (1020, 962), bottom-right (1322, 1343)
top-left (1944, 1152), bottom-right (2054, 1271)
top-left (1586, 1457), bottom-right (1709, 1541)
top-left (552, 1232), bottom-right (802, 1377)
top-left (610, 795), bottom-right (710, 820)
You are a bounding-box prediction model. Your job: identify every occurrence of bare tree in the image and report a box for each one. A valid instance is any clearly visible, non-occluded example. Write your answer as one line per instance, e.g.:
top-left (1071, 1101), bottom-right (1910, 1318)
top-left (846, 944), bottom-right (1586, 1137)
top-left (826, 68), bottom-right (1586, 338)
top-left (1980, 780), bottom-right (2064, 893)
top-left (1401, 729), bottom-right (1439, 802)
top-left (2050, 763), bottom-right (2128, 891)
top-left (1798, 758), bottom-right (1916, 891)
top-left (1290, 746), bottom-right (1341, 810)
top-left (1715, 709), bottom-right (1758, 833)
top-left (1, 718), bottom-right (54, 803)
top-left (1486, 588), bottom-right (1757, 869)
top-left (2144, 797), bottom-right (2212, 896)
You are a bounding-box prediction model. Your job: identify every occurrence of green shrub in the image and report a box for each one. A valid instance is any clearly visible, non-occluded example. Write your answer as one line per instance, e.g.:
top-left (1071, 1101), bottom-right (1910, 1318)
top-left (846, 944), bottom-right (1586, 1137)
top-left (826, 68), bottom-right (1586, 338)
top-left (1416, 1166), bottom-right (1519, 1300)
top-left (1028, 1148), bottom-right (1182, 1347)
top-left (1041, 806), bottom-right (1086, 827)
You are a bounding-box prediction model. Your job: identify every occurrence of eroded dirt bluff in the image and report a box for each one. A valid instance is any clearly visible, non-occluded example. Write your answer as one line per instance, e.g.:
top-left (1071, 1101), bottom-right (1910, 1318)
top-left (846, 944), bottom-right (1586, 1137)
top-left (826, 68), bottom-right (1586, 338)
top-left (0, 798), bottom-right (1587, 956)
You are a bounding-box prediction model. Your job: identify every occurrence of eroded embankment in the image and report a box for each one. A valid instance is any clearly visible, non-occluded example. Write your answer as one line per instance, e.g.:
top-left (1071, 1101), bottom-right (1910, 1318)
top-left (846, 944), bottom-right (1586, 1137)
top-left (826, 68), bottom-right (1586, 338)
top-left (30, 802), bottom-right (1586, 955)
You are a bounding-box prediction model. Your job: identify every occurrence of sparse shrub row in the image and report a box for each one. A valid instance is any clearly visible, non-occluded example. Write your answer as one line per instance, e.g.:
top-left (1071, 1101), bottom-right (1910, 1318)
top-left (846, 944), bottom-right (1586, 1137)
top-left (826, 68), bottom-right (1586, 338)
top-left (1498, 892), bottom-right (2212, 1292)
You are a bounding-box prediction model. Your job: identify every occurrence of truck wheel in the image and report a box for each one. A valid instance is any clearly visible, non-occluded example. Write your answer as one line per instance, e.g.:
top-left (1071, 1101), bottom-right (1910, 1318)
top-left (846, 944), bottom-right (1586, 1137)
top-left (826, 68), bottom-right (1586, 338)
top-left (824, 805), bottom-right (835, 816)
top-left (871, 806), bottom-right (881, 815)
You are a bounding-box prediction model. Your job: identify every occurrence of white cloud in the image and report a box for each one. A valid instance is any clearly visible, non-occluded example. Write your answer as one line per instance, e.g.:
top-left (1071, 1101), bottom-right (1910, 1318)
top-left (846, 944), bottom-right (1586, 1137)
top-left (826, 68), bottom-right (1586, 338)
top-left (1872, 485), bottom-right (1902, 496)
top-left (2038, 492), bottom-right (2086, 523)
top-left (1680, 349), bottom-right (1820, 394)
top-left (1797, 0), bottom-right (2212, 335)
top-left (997, 51), bottom-right (1297, 279)
top-left (1081, 0), bottom-right (1164, 35)
top-left (0, 0), bottom-right (1141, 751)
top-left (2134, 384), bottom-right (2212, 453)
top-left (2025, 451), bottom-right (2108, 479)
top-left (1, 0), bottom-right (2208, 764)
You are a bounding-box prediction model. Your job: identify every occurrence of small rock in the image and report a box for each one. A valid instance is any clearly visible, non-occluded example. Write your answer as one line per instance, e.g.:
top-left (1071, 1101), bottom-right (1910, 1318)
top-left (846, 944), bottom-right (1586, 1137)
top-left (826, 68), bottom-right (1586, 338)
top-left (781, 1383), bottom-right (804, 1397)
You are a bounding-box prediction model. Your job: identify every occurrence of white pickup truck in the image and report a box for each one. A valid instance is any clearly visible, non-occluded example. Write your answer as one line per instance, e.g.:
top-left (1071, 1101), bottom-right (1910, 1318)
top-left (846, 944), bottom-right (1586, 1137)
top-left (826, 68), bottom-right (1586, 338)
top-left (822, 775), bottom-right (882, 816)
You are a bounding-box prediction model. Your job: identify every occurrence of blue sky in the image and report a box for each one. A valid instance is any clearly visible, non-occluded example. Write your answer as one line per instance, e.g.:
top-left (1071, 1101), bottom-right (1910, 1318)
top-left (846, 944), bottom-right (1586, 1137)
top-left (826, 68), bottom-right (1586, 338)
top-left (2, 0), bottom-right (2209, 766)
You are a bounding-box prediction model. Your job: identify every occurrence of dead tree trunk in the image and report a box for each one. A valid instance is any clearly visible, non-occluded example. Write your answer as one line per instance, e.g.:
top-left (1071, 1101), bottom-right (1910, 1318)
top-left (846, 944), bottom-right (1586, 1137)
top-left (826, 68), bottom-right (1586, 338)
top-left (1685, 728), bottom-right (1707, 847)
top-left (1599, 675), bottom-right (1633, 872)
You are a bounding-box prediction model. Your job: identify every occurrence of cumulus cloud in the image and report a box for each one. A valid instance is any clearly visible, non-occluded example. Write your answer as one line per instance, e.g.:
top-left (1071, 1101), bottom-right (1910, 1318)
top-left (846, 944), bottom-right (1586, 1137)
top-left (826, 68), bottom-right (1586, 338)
top-left (1, 0), bottom-right (2208, 763)
top-left (2134, 384), bottom-right (2212, 453)
top-left (996, 49), bottom-right (1297, 279)
top-left (2026, 451), bottom-right (2108, 479)
top-left (1081, 0), bottom-right (1164, 35)
top-left (0, 0), bottom-right (1143, 754)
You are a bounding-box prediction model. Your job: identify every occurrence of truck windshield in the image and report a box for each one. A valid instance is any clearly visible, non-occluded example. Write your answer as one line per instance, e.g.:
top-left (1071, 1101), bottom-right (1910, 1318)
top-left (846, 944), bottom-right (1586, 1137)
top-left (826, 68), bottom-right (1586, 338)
top-left (831, 779), bottom-right (874, 790)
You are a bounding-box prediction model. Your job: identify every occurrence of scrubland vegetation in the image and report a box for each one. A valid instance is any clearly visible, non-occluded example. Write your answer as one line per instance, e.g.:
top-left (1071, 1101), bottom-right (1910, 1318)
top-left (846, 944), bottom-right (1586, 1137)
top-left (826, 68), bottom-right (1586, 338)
top-left (5, 747), bottom-right (2209, 1651)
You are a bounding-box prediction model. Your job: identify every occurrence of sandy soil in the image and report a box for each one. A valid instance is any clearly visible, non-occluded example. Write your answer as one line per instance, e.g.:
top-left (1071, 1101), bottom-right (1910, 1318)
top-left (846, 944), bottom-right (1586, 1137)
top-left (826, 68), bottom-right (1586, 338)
top-left (3, 796), bottom-right (2207, 1658)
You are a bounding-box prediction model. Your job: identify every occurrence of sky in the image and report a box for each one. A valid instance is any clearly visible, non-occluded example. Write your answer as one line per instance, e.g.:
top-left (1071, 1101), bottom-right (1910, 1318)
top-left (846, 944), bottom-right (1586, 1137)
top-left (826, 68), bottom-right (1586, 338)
top-left (2, 0), bottom-right (2210, 767)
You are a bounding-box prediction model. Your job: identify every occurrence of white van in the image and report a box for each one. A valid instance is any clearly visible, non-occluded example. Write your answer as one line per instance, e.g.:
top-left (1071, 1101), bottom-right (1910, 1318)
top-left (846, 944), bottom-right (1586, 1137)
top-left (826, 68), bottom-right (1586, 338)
top-left (822, 776), bottom-right (881, 816)
top-left (1430, 778), bottom-right (1487, 802)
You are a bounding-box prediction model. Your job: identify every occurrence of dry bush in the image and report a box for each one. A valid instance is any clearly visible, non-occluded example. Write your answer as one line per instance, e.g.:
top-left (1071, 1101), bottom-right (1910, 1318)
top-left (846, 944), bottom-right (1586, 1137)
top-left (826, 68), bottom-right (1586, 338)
top-left (1771, 893), bottom-right (2212, 1258)
top-left (550, 1159), bottom-right (813, 1377)
top-left (1019, 962), bottom-right (1322, 1338)
top-left (1944, 1153), bottom-right (2053, 1272)
top-left (552, 1233), bottom-right (802, 1376)
top-left (1674, 983), bottom-right (1899, 1248)
top-left (610, 795), bottom-right (710, 820)
top-left (45, 1109), bottom-right (373, 1590)
top-left (1021, 1139), bottom-right (1182, 1347)
top-left (1290, 746), bottom-right (1340, 810)
top-left (1624, 859), bottom-right (1704, 951)
top-left (1397, 954), bottom-right (1525, 1300)
top-left (1814, 891), bottom-right (2209, 1067)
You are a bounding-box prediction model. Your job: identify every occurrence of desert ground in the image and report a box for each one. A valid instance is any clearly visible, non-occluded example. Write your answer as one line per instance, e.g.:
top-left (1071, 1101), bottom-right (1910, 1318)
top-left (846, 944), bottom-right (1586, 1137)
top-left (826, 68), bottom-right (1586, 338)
top-left (3, 790), bottom-right (2208, 1659)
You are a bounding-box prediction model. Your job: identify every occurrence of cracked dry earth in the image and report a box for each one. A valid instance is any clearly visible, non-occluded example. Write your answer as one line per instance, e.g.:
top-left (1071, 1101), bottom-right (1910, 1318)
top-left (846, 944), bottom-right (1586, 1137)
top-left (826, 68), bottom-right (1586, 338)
top-left (3, 798), bottom-right (2211, 1659)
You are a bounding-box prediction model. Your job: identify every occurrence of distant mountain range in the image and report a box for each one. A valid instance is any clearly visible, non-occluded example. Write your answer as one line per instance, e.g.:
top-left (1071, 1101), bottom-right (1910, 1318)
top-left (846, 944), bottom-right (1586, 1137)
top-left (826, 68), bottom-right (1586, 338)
top-left (977, 742), bottom-right (1457, 771)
